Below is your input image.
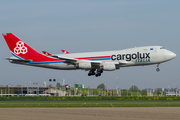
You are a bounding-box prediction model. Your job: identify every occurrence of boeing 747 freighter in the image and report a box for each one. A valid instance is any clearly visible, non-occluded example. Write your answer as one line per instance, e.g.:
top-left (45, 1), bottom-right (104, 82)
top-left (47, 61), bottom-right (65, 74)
top-left (3, 33), bottom-right (176, 77)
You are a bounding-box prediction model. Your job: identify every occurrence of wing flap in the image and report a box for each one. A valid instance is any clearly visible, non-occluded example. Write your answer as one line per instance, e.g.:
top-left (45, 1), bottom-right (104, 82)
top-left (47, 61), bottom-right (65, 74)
top-left (51, 55), bottom-right (78, 62)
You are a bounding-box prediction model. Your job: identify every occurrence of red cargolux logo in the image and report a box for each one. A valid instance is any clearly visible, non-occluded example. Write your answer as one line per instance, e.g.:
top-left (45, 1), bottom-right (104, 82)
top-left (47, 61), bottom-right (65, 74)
top-left (14, 41), bottom-right (28, 54)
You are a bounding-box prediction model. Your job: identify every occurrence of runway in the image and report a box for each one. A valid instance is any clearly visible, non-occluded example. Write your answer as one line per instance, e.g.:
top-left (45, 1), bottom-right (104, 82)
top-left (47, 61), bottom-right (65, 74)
top-left (0, 107), bottom-right (180, 120)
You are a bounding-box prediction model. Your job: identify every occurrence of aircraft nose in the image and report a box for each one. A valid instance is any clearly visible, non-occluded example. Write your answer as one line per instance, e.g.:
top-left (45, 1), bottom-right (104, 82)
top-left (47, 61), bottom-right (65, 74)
top-left (166, 51), bottom-right (176, 60)
top-left (172, 52), bottom-right (176, 58)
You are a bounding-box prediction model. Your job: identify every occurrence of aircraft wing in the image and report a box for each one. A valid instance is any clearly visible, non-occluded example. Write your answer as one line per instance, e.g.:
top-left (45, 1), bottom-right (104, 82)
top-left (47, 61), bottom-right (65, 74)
top-left (51, 55), bottom-right (77, 61)
top-left (43, 50), bottom-right (134, 67)
top-left (51, 55), bottom-right (79, 64)
top-left (50, 55), bottom-right (130, 66)
top-left (42, 52), bottom-right (78, 64)
top-left (51, 55), bottom-right (103, 65)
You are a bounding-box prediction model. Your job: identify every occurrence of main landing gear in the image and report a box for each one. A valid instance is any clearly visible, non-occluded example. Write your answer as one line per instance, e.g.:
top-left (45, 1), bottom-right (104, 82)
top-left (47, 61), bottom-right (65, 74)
top-left (88, 69), bottom-right (95, 76)
top-left (88, 69), bottom-right (103, 77)
top-left (95, 69), bottom-right (103, 77)
top-left (156, 64), bottom-right (160, 72)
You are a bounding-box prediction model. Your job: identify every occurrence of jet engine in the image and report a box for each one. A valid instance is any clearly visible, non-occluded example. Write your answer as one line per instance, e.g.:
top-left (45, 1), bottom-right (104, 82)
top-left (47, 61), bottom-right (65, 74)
top-left (76, 62), bottom-right (91, 69)
top-left (102, 62), bottom-right (116, 71)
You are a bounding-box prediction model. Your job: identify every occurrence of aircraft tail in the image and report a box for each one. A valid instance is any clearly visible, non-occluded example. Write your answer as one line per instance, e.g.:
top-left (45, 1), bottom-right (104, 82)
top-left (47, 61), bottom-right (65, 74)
top-left (2, 33), bottom-right (53, 62)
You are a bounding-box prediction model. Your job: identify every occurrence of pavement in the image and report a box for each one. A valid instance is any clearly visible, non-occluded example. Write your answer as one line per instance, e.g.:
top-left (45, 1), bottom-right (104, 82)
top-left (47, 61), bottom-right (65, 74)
top-left (0, 107), bottom-right (180, 120)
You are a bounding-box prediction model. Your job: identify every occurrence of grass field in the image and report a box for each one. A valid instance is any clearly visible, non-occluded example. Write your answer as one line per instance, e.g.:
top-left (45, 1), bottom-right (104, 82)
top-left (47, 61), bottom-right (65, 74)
top-left (0, 100), bottom-right (180, 107)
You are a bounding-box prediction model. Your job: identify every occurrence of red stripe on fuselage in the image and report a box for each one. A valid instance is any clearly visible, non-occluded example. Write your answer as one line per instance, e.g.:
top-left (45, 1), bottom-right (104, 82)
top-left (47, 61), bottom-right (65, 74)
top-left (76, 56), bottom-right (111, 60)
top-left (31, 55), bottom-right (111, 63)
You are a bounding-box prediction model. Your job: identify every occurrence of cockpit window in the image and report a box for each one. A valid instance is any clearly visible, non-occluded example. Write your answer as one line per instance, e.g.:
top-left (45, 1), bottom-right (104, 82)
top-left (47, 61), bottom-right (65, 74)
top-left (160, 47), bottom-right (164, 49)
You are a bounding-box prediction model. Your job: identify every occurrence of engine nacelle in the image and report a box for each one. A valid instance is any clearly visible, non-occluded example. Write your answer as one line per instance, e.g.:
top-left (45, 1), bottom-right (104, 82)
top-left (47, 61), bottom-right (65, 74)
top-left (103, 63), bottom-right (116, 71)
top-left (77, 62), bottom-right (91, 69)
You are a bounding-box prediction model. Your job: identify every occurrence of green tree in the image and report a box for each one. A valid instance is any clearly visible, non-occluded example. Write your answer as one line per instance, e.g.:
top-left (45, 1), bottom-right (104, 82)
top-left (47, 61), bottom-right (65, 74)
top-left (141, 90), bottom-right (147, 96)
top-left (56, 83), bottom-right (61, 89)
top-left (97, 83), bottom-right (106, 89)
top-left (121, 90), bottom-right (131, 96)
top-left (82, 90), bottom-right (88, 95)
top-left (157, 91), bottom-right (161, 96)
top-left (129, 85), bottom-right (140, 91)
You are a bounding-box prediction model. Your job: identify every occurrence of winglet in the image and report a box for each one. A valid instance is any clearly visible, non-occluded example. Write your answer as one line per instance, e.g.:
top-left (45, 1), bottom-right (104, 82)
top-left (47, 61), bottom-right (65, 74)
top-left (42, 51), bottom-right (52, 56)
top-left (61, 50), bottom-right (70, 54)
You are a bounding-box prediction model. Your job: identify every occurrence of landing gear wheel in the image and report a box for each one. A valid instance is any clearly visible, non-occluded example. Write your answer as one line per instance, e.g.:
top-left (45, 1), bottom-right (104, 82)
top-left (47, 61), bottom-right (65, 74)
top-left (95, 74), bottom-right (99, 77)
top-left (88, 69), bottom-right (96, 76)
top-left (156, 64), bottom-right (160, 72)
top-left (156, 68), bottom-right (160, 72)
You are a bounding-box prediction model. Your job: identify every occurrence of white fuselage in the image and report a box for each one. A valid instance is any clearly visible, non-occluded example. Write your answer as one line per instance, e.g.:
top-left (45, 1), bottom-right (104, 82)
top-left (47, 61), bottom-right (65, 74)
top-left (12, 46), bottom-right (175, 70)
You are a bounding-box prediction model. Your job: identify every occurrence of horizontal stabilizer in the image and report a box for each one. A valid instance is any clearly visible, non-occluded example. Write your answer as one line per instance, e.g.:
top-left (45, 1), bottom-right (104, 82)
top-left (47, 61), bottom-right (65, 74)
top-left (4, 58), bottom-right (32, 62)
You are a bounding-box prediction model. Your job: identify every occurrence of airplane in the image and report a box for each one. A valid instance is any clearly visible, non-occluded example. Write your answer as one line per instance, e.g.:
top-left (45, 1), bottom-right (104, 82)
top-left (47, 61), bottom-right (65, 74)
top-left (2, 33), bottom-right (176, 77)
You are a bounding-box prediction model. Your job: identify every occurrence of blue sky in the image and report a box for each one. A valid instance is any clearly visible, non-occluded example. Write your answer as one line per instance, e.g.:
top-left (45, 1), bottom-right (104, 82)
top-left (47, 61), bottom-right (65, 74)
top-left (0, 1), bottom-right (179, 89)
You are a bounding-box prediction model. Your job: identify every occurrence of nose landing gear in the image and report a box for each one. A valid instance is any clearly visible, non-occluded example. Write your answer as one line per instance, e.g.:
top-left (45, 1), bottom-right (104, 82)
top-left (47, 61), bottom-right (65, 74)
top-left (156, 64), bottom-right (160, 72)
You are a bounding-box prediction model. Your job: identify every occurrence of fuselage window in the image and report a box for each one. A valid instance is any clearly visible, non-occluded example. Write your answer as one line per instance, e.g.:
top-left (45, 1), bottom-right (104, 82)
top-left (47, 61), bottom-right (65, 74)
top-left (160, 47), bottom-right (164, 49)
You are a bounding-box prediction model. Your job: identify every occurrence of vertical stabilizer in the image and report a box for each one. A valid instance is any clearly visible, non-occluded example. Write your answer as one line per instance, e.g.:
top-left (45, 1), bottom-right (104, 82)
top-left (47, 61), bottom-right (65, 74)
top-left (2, 33), bottom-right (57, 62)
